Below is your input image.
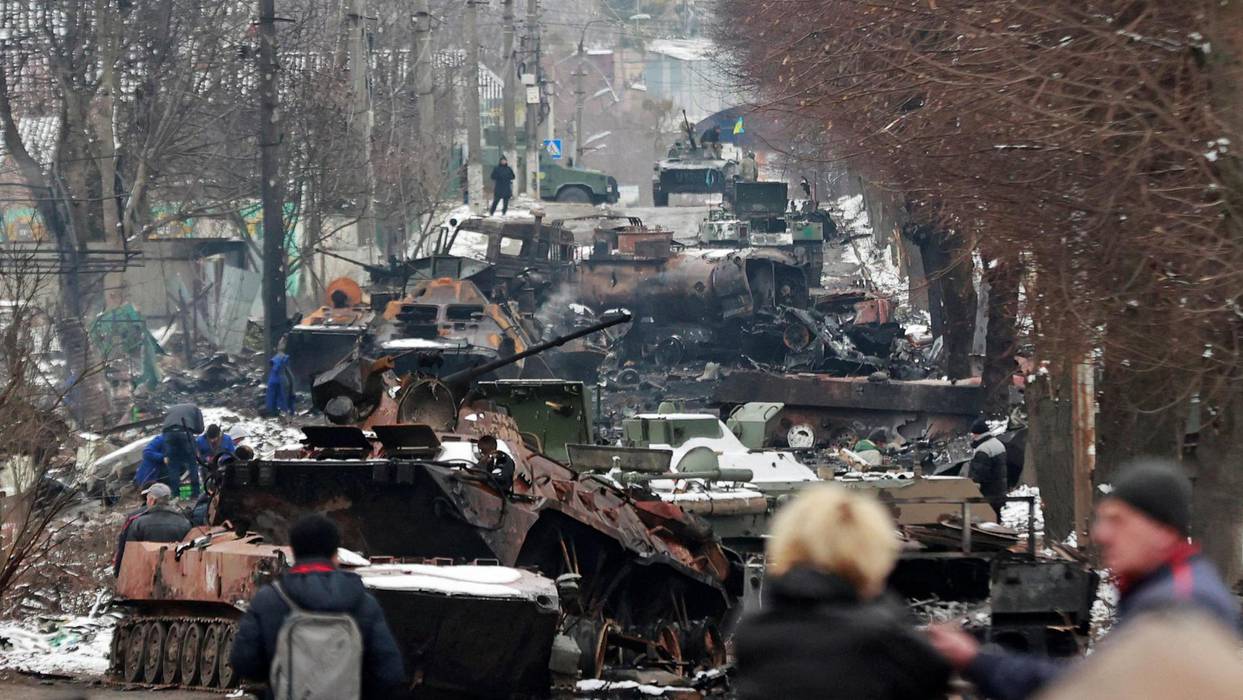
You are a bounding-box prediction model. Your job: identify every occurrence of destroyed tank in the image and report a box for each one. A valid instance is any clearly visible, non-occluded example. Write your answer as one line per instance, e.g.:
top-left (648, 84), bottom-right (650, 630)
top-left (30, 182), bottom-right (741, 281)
top-left (208, 315), bottom-right (735, 696)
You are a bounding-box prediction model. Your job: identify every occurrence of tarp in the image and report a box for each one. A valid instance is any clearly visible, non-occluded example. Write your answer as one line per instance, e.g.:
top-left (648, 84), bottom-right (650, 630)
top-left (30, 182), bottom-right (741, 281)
top-left (89, 304), bottom-right (164, 389)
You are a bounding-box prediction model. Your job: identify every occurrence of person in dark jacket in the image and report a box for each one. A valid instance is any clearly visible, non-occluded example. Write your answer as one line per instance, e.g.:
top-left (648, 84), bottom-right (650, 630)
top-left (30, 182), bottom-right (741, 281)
top-left (735, 483), bottom-right (951, 700)
top-left (967, 418), bottom-right (1007, 521)
top-left (114, 483), bottom-right (192, 576)
top-left (230, 514), bottom-right (405, 699)
top-left (929, 458), bottom-right (1240, 700)
top-left (489, 157), bottom-right (516, 216)
top-left (477, 435), bottom-right (515, 494)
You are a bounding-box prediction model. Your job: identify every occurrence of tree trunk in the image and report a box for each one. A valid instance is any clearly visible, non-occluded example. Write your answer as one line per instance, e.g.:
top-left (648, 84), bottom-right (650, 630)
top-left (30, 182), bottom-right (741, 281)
top-left (937, 231), bottom-right (977, 380)
top-left (1026, 367), bottom-right (1076, 544)
top-left (982, 253), bottom-right (1020, 415)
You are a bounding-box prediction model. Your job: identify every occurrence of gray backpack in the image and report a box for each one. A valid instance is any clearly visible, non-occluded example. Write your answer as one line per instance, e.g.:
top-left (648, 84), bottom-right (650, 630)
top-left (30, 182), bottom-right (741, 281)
top-left (270, 581), bottom-right (363, 700)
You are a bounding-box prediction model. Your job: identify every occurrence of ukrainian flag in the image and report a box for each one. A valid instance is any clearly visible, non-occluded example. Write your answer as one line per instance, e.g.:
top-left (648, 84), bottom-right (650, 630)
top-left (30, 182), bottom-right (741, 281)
top-left (733, 117), bottom-right (745, 135)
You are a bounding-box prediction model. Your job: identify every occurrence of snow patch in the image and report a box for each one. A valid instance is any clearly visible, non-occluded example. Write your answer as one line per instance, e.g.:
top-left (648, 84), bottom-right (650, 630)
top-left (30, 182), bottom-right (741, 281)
top-left (0, 613), bottom-right (116, 677)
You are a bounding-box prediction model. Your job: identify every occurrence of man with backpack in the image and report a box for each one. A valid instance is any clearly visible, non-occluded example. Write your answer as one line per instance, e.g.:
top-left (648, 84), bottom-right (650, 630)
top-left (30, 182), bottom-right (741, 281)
top-left (230, 514), bottom-right (405, 699)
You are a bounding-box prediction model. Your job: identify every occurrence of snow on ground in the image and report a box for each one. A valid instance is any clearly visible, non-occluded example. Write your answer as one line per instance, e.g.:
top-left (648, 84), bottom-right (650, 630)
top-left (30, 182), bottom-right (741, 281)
top-left (200, 407), bottom-right (305, 457)
top-left (576, 679), bottom-right (670, 697)
top-left (0, 612), bottom-right (116, 678)
top-left (833, 195), bottom-right (907, 303)
top-left (1001, 484), bottom-right (1044, 534)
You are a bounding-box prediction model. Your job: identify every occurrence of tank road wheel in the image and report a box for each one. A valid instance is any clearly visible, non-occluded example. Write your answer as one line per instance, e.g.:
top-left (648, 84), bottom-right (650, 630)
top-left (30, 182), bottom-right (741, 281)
top-left (198, 624), bottom-right (221, 688)
top-left (688, 621), bottom-right (726, 668)
top-left (143, 620), bottom-right (167, 683)
top-left (109, 623), bottom-right (129, 677)
top-left (217, 624), bottom-right (238, 688)
top-left (123, 622), bottom-right (148, 683)
top-left (655, 624), bottom-right (684, 676)
top-left (179, 623), bottom-right (203, 686)
top-left (162, 621), bottom-right (184, 684)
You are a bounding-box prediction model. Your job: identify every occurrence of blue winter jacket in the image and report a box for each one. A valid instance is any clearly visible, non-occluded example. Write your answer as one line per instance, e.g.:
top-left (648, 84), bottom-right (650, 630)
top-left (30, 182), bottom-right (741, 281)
top-left (135, 434), bottom-right (166, 486)
top-left (229, 559), bottom-right (405, 699)
top-left (195, 433), bottom-right (236, 463)
top-left (967, 549), bottom-right (1240, 700)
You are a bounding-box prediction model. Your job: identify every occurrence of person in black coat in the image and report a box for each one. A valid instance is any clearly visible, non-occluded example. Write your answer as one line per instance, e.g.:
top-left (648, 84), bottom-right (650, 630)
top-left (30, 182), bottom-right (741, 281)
top-left (734, 483), bottom-right (951, 700)
top-left (113, 483), bottom-right (192, 576)
top-left (967, 418), bottom-right (1008, 521)
top-left (229, 514), bottom-right (404, 700)
top-left (489, 157), bottom-right (516, 216)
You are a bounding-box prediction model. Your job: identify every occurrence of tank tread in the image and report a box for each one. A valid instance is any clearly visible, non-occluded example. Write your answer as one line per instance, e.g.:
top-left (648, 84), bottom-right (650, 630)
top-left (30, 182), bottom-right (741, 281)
top-left (107, 614), bottom-right (243, 692)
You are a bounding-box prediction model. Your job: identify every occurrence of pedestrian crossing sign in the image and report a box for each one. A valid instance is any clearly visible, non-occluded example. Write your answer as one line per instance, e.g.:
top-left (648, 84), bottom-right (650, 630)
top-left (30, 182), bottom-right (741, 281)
top-left (543, 139), bottom-right (563, 160)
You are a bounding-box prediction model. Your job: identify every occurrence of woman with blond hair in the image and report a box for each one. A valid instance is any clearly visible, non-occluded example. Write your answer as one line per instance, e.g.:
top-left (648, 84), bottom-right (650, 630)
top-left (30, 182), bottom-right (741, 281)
top-left (734, 483), bottom-right (950, 699)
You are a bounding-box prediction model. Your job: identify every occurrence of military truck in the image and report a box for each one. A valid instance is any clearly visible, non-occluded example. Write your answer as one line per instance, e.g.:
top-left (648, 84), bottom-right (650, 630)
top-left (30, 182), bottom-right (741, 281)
top-left (539, 152), bottom-right (619, 204)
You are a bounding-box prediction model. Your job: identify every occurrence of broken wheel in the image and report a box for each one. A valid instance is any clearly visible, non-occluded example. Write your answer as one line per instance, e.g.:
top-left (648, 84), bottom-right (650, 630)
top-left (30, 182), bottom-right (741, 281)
top-left (162, 621), bottom-right (184, 684)
top-left (142, 620), bottom-right (166, 683)
top-left (786, 423), bottom-right (816, 449)
top-left (109, 624), bottom-right (129, 678)
top-left (654, 623), bottom-right (684, 675)
top-left (123, 622), bottom-right (148, 683)
top-left (217, 624), bottom-right (238, 688)
top-left (199, 623), bottom-right (220, 687)
top-left (180, 622), bottom-right (203, 686)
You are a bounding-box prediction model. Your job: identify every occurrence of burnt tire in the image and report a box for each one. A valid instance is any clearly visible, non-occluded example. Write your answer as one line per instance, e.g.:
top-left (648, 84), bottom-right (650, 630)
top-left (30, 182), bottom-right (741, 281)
top-left (217, 625), bottom-right (238, 688)
top-left (142, 621), bottom-right (166, 683)
top-left (556, 186), bottom-right (592, 203)
top-left (123, 622), bottom-right (148, 683)
top-left (180, 623), bottom-right (203, 686)
top-left (162, 622), bottom-right (184, 684)
top-left (199, 624), bottom-right (220, 688)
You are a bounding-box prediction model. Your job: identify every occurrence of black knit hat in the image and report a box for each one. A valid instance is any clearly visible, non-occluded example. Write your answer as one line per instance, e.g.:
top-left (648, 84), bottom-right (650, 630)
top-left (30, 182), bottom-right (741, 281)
top-left (970, 418), bottom-right (990, 436)
top-left (1106, 458), bottom-right (1192, 536)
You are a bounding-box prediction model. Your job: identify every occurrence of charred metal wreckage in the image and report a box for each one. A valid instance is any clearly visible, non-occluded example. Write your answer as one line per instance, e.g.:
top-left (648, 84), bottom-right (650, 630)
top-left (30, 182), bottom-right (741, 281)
top-left (110, 203), bottom-right (1094, 696)
top-left (110, 318), bottom-right (737, 697)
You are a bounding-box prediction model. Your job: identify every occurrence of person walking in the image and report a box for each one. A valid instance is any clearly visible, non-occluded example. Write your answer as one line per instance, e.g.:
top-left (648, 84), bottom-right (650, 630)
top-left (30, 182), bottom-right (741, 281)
top-left (489, 157), bottom-right (516, 216)
top-left (928, 458), bottom-right (1240, 700)
top-left (734, 483), bottom-right (951, 700)
top-left (229, 514), bottom-right (404, 700)
top-left (967, 418), bottom-right (1008, 521)
top-left (113, 483), bottom-right (192, 576)
top-left (266, 348), bottom-right (295, 416)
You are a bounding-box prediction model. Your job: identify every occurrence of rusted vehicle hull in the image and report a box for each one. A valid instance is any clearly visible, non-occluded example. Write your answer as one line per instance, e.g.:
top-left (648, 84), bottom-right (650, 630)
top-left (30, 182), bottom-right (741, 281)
top-left (714, 370), bottom-right (984, 445)
top-left (109, 535), bottom-right (567, 697)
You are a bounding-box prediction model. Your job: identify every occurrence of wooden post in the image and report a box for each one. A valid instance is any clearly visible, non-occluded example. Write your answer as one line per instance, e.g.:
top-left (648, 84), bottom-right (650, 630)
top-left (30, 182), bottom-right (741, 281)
top-left (1071, 358), bottom-right (1096, 547)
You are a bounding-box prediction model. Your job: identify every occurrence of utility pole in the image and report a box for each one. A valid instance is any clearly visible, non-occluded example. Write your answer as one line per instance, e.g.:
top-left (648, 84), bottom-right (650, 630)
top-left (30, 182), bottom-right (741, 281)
top-left (349, 0), bottom-right (379, 255)
top-left (573, 42), bottom-right (585, 165)
top-left (414, 0), bottom-right (435, 140)
top-left (501, 0), bottom-right (517, 169)
top-left (258, 0), bottom-right (286, 360)
top-left (464, 0), bottom-right (484, 211)
top-left (523, 0), bottom-right (540, 197)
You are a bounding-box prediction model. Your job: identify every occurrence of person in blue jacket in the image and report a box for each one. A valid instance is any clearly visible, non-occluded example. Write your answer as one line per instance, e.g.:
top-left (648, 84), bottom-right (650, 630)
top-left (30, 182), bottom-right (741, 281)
top-left (928, 458), bottom-right (1240, 700)
top-left (196, 424), bottom-right (236, 465)
top-left (265, 350), bottom-right (295, 415)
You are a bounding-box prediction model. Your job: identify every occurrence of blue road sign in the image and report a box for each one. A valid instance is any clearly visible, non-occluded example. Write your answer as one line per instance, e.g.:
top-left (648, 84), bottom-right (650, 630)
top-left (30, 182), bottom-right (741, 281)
top-left (543, 139), bottom-right (563, 160)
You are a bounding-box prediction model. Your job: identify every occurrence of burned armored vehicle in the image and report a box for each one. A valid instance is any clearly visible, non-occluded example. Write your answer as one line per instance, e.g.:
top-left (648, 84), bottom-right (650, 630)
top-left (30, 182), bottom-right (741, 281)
top-left (113, 316), bottom-right (737, 697)
top-left (574, 225), bottom-right (808, 365)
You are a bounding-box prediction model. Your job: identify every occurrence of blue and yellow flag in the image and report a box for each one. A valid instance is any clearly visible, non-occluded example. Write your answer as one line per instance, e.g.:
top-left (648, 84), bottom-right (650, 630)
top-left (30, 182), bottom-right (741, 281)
top-left (733, 116), bottom-right (745, 135)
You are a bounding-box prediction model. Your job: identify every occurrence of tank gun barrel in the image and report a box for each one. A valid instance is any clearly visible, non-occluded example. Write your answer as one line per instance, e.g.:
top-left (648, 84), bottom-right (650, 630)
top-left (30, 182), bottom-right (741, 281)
top-left (441, 311), bottom-right (632, 391)
top-left (618, 468), bottom-right (755, 485)
top-left (682, 110), bottom-right (697, 150)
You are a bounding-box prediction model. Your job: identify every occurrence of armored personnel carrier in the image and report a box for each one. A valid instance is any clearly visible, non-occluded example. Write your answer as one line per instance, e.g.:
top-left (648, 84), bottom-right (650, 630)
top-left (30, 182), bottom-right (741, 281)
top-left (652, 113), bottom-right (737, 206)
top-left (111, 315), bottom-right (738, 697)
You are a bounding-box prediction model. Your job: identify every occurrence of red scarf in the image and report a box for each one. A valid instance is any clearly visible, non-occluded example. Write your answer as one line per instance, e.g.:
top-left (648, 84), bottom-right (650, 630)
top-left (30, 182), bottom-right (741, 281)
top-left (1115, 540), bottom-right (1200, 597)
top-left (289, 562), bottom-right (336, 574)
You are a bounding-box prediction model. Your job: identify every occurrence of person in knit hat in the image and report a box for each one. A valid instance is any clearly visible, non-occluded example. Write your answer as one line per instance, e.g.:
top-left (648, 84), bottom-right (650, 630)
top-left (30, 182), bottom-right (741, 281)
top-left (926, 457), bottom-right (1239, 700)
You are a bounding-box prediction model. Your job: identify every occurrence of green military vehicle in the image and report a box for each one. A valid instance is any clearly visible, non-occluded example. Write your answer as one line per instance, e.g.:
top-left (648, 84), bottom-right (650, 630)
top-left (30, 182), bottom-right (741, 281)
top-left (539, 153), bottom-right (619, 204)
top-left (481, 130), bottom-right (619, 205)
